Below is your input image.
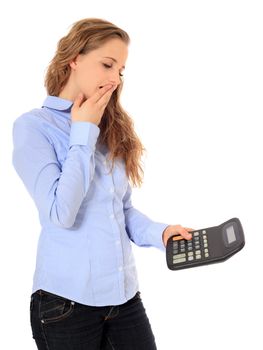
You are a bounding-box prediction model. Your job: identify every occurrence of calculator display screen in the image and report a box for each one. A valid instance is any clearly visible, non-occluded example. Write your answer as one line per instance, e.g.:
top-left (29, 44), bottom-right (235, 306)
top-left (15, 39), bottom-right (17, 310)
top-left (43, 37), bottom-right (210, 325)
top-left (226, 225), bottom-right (236, 244)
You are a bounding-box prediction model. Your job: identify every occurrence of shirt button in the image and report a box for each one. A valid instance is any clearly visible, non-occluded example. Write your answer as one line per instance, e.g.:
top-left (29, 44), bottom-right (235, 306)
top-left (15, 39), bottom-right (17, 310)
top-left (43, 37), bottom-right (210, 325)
top-left (116, 240), bottom-right (120, 245)
top-left (110, 187), bottom-right (114, 193)
top-left (110, 214), bottom-right (114, 219)
top-left (118, 266), bottom-right (123, 271)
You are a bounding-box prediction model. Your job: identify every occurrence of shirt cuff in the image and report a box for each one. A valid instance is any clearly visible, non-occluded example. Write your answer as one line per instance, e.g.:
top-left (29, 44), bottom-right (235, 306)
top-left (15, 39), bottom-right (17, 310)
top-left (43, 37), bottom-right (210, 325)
top-left (149, 222), bottom-right (170, 252)
top-left (69, 121), bottom-right (100, 150)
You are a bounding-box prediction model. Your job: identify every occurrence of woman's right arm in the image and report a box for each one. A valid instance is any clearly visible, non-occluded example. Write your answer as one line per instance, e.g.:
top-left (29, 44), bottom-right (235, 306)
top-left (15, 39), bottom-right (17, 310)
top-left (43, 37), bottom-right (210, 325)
top-left (12, 116), bottom-right (99, 228)
top-left (12, 84), bottom-right (117, 228)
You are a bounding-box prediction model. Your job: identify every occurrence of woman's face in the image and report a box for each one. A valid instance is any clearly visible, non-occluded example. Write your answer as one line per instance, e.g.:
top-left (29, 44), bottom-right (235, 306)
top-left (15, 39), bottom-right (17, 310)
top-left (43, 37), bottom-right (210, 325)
top-left (69, 38), bottom-right (128, 99)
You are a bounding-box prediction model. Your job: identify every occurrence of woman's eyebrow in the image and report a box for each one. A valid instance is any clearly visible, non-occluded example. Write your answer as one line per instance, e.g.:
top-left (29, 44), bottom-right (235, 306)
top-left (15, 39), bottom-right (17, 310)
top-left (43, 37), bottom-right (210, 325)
top-left (103, 56), bottom-right (125, 69)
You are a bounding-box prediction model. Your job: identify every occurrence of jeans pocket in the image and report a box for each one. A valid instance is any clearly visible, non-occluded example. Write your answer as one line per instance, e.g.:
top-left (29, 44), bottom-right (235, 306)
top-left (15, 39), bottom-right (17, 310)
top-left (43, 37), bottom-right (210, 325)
top-left (39, 290), bottom-right (75, 325)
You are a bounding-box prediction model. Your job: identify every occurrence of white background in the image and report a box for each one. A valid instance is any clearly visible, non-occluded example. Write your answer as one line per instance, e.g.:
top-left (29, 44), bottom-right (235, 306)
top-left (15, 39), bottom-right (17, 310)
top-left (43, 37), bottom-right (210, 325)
top-left (1, 0), bottom-right (262, 349)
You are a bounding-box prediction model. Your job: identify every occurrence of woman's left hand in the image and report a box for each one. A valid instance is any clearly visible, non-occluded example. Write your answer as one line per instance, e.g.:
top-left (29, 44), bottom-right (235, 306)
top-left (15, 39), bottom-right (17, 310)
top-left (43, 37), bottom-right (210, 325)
top-left (162, 225), bottom-right (195, 248)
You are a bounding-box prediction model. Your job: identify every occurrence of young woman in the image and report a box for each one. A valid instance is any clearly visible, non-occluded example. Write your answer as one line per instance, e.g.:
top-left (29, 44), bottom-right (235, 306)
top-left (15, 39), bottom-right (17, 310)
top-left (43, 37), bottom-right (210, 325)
top-left (12, 17), bottom-right (193, 350)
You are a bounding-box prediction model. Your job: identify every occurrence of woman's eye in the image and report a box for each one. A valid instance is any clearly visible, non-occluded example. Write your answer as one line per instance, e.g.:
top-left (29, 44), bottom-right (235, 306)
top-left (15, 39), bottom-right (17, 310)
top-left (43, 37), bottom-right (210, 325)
top-left (103, 64), bottom-right (124, 77)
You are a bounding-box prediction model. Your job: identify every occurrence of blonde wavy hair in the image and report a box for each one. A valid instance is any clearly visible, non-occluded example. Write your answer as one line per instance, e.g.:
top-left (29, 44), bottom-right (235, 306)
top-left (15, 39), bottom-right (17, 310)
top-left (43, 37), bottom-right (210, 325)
top-left (44, 18), bottom-right (145, 187)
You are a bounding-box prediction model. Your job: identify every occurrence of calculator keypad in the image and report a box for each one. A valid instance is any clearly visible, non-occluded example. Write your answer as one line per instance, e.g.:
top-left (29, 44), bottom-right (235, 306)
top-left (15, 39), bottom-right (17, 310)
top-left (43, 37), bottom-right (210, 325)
top-left (172, 230), bottom-right (210, 265)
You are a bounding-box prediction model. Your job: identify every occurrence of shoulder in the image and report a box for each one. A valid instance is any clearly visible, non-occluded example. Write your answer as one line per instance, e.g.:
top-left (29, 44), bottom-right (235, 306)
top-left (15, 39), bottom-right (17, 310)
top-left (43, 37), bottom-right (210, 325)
top-left (13, 107), bottom-right (49, 127)
top-left (12, 107), bottom-right (56, 138)
top-left (12, 108), bottom-right (54, 145)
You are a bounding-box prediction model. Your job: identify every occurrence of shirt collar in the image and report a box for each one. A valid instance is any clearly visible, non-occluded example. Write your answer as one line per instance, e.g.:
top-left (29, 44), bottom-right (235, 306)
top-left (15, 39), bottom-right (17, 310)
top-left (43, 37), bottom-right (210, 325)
top-left (42, 95), bottom-right (73, 111)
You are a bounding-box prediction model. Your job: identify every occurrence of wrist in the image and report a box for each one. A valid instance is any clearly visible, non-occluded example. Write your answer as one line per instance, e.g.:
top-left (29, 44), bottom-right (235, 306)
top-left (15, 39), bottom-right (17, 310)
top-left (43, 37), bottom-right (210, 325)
top-left (162, 225), bottom-right (171, 242)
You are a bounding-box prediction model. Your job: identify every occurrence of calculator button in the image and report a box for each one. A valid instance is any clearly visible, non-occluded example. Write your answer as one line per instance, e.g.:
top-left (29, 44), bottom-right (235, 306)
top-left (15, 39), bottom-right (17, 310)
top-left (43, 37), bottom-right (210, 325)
top-left (205, 253), bottom-right (209, 258)
top-left (204, 248), bottom-right (209, 253)
top-left (188, 247), bottom-right (193, 251)
top-left (188, 252), bottom-right (194, 256)
top-left (202, 230), bottom-right (206, 234)
top-left (196, 254), bottom-right (201, 259)
top-left (195, 245), bottom-right (200, 250)
top-left (188, 256), bottom-right (194, 261)
top-left (194, 232), bottom-right (199, 237)
top-left (173, 253), bottom-right (186, 259)
top-left (204, 243), bottom-right (208, 248)
top-left (195, 250), bottom-right (201, 255)
top-left (173, 258), bottom-right (187, 264)
top-left (173, 250), bottom-right (179, 255)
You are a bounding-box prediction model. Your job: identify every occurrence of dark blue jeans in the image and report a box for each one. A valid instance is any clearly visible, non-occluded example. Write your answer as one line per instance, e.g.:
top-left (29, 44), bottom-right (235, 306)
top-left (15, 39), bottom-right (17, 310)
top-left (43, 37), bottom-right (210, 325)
top-left (30, 289), bottom-right (158, 349)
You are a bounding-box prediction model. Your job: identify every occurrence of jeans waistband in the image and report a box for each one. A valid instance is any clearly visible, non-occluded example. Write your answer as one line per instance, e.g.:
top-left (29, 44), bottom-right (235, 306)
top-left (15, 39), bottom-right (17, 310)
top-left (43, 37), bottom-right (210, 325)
top-left (33, 289), bottom-right (141, 305)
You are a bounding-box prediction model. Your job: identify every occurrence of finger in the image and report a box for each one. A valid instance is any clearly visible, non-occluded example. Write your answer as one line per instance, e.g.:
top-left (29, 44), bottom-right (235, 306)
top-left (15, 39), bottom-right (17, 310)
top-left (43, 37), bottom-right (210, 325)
top-left (97, 86), bottom-right (117, 108)
top-left (100, 85), bottom-right (116, 99)
top-left (72, 92), bottom-right (84, 110)
top-left (184, 227), bottom-right (195, 232)
top-left (176, 227), bottom-right (192, 240)
top-left (90, 84), bottom-right (114, 104)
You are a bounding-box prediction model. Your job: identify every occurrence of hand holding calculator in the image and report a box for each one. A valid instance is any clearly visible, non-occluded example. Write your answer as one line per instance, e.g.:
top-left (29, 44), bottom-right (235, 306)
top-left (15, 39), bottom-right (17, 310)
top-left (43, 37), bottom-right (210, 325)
top-left (166, 218), bottom-right (245, 270)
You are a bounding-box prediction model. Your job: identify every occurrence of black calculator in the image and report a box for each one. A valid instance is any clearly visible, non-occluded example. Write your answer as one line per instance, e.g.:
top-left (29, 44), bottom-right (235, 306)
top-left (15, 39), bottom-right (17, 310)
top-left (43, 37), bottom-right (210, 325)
top-left (166, 217), bottom-right (245, 270)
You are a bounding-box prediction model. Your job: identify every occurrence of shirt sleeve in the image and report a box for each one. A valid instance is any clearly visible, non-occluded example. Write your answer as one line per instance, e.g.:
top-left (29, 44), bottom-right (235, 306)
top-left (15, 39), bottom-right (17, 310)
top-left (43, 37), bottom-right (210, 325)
top-left (122, 182), bottom-right (169, 252)
top-left (12, 116), bottom-right (100, 228)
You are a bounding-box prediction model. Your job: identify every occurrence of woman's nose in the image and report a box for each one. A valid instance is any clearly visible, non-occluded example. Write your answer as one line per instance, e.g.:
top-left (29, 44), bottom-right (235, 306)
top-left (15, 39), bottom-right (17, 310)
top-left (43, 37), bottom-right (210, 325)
top-left (110, 73), bottom-right (121, 86)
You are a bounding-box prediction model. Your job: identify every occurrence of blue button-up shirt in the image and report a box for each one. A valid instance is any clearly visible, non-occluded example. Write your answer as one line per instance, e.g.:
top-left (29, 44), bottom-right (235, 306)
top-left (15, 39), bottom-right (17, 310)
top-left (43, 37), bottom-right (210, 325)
top-left (12, 95), bottom-right (169, 306)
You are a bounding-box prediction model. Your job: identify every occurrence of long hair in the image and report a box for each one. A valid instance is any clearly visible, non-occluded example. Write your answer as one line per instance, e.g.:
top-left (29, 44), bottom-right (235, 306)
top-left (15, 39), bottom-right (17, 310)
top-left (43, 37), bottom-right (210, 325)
top-left (44, 18), bottom-right (145, 187)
